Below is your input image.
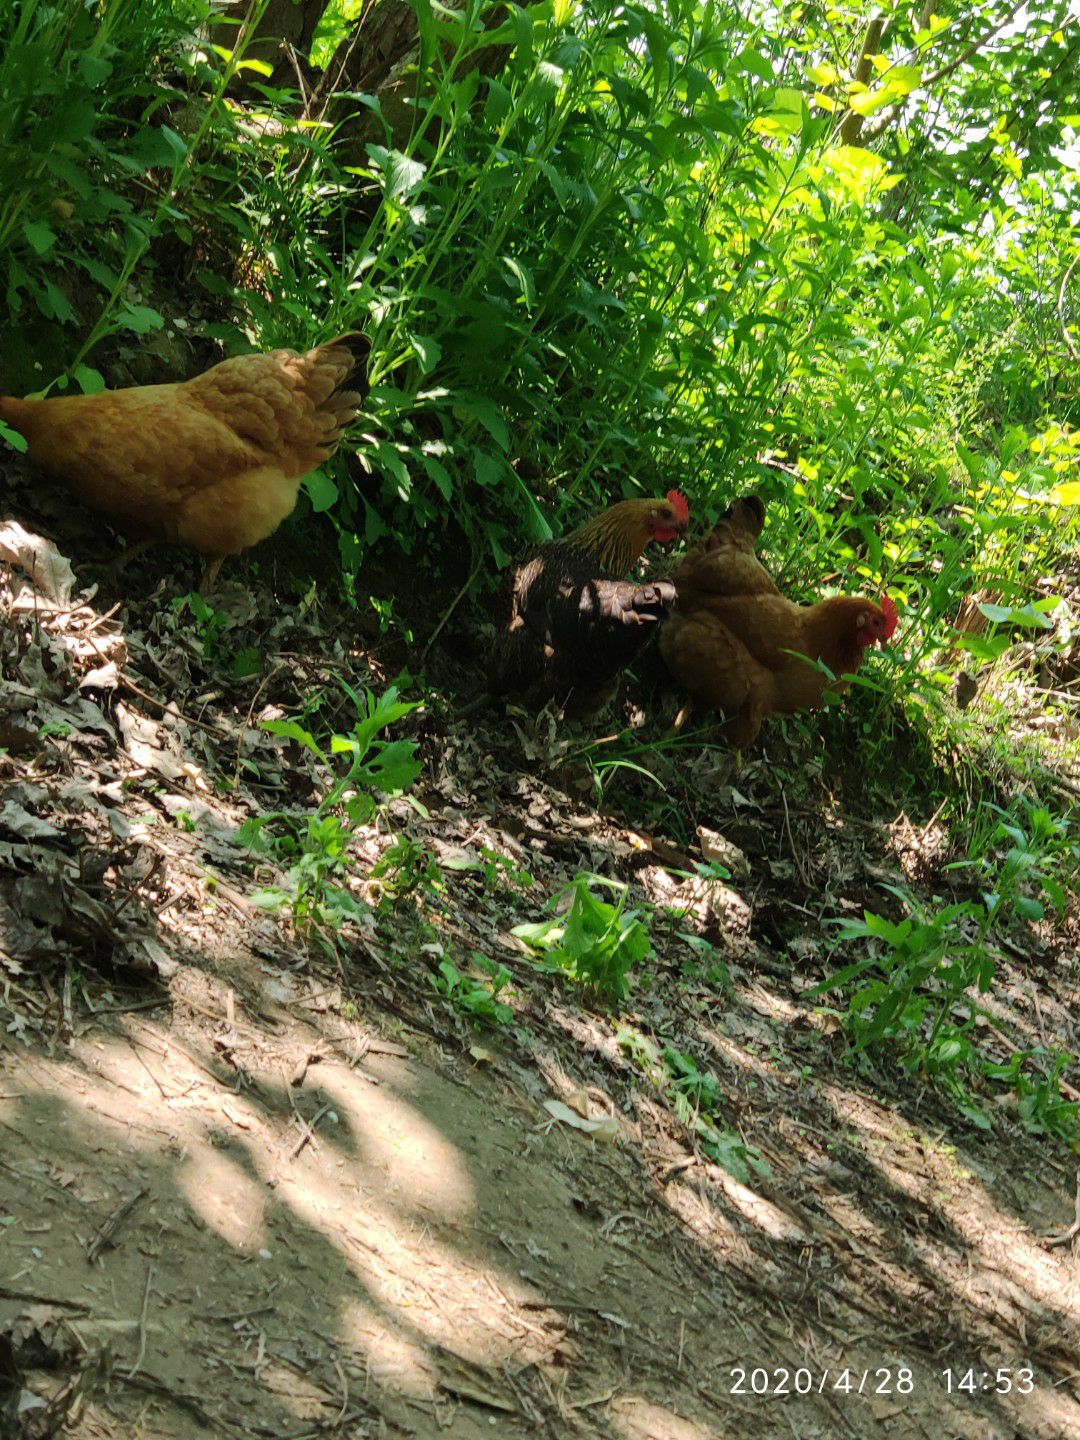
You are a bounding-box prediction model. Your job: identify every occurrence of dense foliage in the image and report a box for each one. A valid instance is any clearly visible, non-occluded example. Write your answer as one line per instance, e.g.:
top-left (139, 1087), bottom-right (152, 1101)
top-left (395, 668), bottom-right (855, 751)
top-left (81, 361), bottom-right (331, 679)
top-left (2, 0), bottom-right (1077, 701)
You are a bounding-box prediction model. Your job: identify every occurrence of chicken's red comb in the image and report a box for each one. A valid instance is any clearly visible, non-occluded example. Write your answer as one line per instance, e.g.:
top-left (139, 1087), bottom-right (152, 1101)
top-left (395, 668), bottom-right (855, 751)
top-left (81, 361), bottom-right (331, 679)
top-left (880, 593), bottom-right (899, 639)
top-left (667, 489), bottom-right (689, 524)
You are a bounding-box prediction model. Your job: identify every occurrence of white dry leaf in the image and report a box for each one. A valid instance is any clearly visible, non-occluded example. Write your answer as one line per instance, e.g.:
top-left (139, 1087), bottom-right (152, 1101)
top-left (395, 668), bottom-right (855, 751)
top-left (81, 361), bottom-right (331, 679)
top-left (79, 662), bottom-right (120, 691)
top-left (0, 521), bottom-right (76, 607)
top-left (542, 1099), bottom-right (619, 1143)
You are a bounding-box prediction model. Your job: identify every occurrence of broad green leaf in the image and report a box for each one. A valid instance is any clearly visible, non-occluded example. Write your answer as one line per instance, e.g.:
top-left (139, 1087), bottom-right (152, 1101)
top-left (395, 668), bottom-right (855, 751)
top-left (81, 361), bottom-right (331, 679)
top-left (73, 365), bottom-right (106, 395)
top-left (977, 601), bottom-right (1056, 629)
top-left (23, 221), bottom-right (56, 254)
top-left (304, 469), bottom-right (339, 513)
top-left (422, 454), bottom-right (453, 500)
top-left (0, 420), bottom-right (28, 454)
top-left (473, 452), bottom-right (504, 488)
top-left (410, 333), bottom-right (442, 372)
top-left (806, 62), bottom-right (838, 87)
top-left (370, 147), bottom-right (426, 200)
top-left (118, 304), bottom-right (165, 334)
top-left (262, 719), bottom-right (327, 760)
top-left (41, 281), bottom-right (75, 324)
top-left (457, 396), bottom-right (509, 451)
top-left (848, 85), bottom-right (896, 118)
top-left (79, 53), bottom-right (113, 85)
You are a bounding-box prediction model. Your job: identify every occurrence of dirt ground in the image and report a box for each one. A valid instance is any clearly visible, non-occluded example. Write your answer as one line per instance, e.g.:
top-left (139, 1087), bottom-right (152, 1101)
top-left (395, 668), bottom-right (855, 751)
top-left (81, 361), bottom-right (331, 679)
top-left (3, 495), bottom-right (1080, 1440)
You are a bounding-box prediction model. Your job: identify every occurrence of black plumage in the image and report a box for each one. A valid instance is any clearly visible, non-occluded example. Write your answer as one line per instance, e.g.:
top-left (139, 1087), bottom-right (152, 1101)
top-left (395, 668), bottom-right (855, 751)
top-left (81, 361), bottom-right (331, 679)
top-left (487, 492), bottom-right (688, 715)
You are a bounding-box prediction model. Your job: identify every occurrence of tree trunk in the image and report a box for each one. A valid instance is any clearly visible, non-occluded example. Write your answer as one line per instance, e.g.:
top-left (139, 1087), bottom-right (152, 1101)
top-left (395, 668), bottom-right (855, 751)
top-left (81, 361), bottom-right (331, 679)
top-left (213, 0), bottom-right (334, 93)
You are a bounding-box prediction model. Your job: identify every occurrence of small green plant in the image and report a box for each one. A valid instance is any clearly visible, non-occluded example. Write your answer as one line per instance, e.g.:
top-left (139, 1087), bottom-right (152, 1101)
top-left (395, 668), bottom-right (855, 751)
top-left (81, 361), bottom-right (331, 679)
top-left (174, 592), bottom-right (225, 660)
top-left (369, 595), bottom-right (414, 643)
top-left (512, 874), bottom-right (651, 1002)
top-left (679, 934), bottom-right (732, 991)
top-left (430, 954), bottom-right (514, 1028)
top-left (619, 1030), bottom-right (768, 1183)
top-left (812, 891), bottom-right (989, 1068)
top-left (958, 800), bottom-right (1076, 924)
top-left (984, 1051), bottom-right (1080, 1142)
top-left (441, 846), bottom-right (534, 893)
top-left (813, 802), bottom-right (1079, 1134)
top-left (237, 682), bottom-right (422, 929)
top-left (372, 835), bottom-right (442, 902)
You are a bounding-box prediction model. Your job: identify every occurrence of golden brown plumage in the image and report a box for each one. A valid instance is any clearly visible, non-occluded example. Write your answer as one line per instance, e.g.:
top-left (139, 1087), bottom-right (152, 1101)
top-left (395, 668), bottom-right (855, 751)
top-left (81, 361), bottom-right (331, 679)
top-left (661, 494), bottom-right (898, 746)
top-left (566, 494), bottom-right (690, 577)
top-left (488, 490), bottom-right (690, 713)
top-left (0, 333), bottom-right (369, 581)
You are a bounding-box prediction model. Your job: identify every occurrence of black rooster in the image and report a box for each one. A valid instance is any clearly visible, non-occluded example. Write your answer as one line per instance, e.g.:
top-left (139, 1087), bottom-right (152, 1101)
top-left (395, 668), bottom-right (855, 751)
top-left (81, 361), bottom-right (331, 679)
top-left (488, 491), bottom-right (689, 715)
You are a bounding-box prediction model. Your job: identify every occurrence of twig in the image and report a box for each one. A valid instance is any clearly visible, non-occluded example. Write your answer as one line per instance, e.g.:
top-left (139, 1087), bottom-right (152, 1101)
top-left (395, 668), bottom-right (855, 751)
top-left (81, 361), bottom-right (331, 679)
top-left (82, 996), bottom-right (170, 1018)
top-left (81, 629), bottom-right (225, 735)
top-left (418, 557), bottom-right (482, 667)
top-left (1059, 252), bottom-right (1079, 362)
top-left (119, 672), bottom-right (226, 736)
top-left (0, 1284), bottom-right (91, 1312)
top-left (233, 657), bottom-right (287, 785)
top-left (1043, 1169), bottom-right (1080, 1247)
top-left (126, 1262), bottom-right (155, 1378)
top-left (332, 1355), bottom-right (349, 1427)
top-left (114, 1371), bottom-right (223, 1429)
top-left (87, 1186), bottom-right (147, 1264)
top-left (289, 1101), bottom-right (333, 1160)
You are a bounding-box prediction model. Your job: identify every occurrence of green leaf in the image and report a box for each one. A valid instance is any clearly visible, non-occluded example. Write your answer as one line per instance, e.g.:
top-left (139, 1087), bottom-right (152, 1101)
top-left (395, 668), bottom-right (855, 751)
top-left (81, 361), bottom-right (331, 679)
top-left (513, 472), bottom-right (551, 542)
top-left (41, 281), bottom-right (75, 324)
top-left (410, 333), bottom-right (442, 372)
top-left (23, 221), bottom-right (56, 255)
top-left (502, 255), bottom-right (536, 308)
top-left (262, 718), bottom-right (327, 760)
top-left (422, 454), bottom-right (453, 501)
top-left (79, 53), bottom-right (113, 85)
top-left (473, 452), bottom-right (505, 488)
top-left (957, 633), bottom-right (1011, 662)
top-left (977, 601), bottom-right (1055, 630)
top-left (304, 468), bottom-right (339, 513)
top-left (73, 365), bottom-right (106, 395)
top-left (375, 147), bottom-right (427, 200)
top-left (0, 420), bottom-right (28, 454)
top-left (456, 396), bottom-right (509, 451)
top-left (887, 65), bottom-right (922, 96)
top-left (848, 85), bottom-right (896, 118)
top-left (117, 304), bottom-right (165, 335)
top-left (739, 47), bottom-right (774, 80)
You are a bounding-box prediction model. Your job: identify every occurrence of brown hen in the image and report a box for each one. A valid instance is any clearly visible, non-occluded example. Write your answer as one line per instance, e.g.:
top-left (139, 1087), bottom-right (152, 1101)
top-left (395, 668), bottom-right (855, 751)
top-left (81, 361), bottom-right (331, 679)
top-left (661, 494), bottom-right (897, 746)
top-left (0, 333), bottom-right (370, 586)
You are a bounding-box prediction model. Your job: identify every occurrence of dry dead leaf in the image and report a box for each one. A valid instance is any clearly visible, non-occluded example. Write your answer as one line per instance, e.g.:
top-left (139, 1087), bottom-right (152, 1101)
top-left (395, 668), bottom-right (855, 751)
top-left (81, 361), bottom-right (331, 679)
top-left (0, 520), bottom-right (76, 606)
top-left (543, 1100), bottom-right (619, 1142)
